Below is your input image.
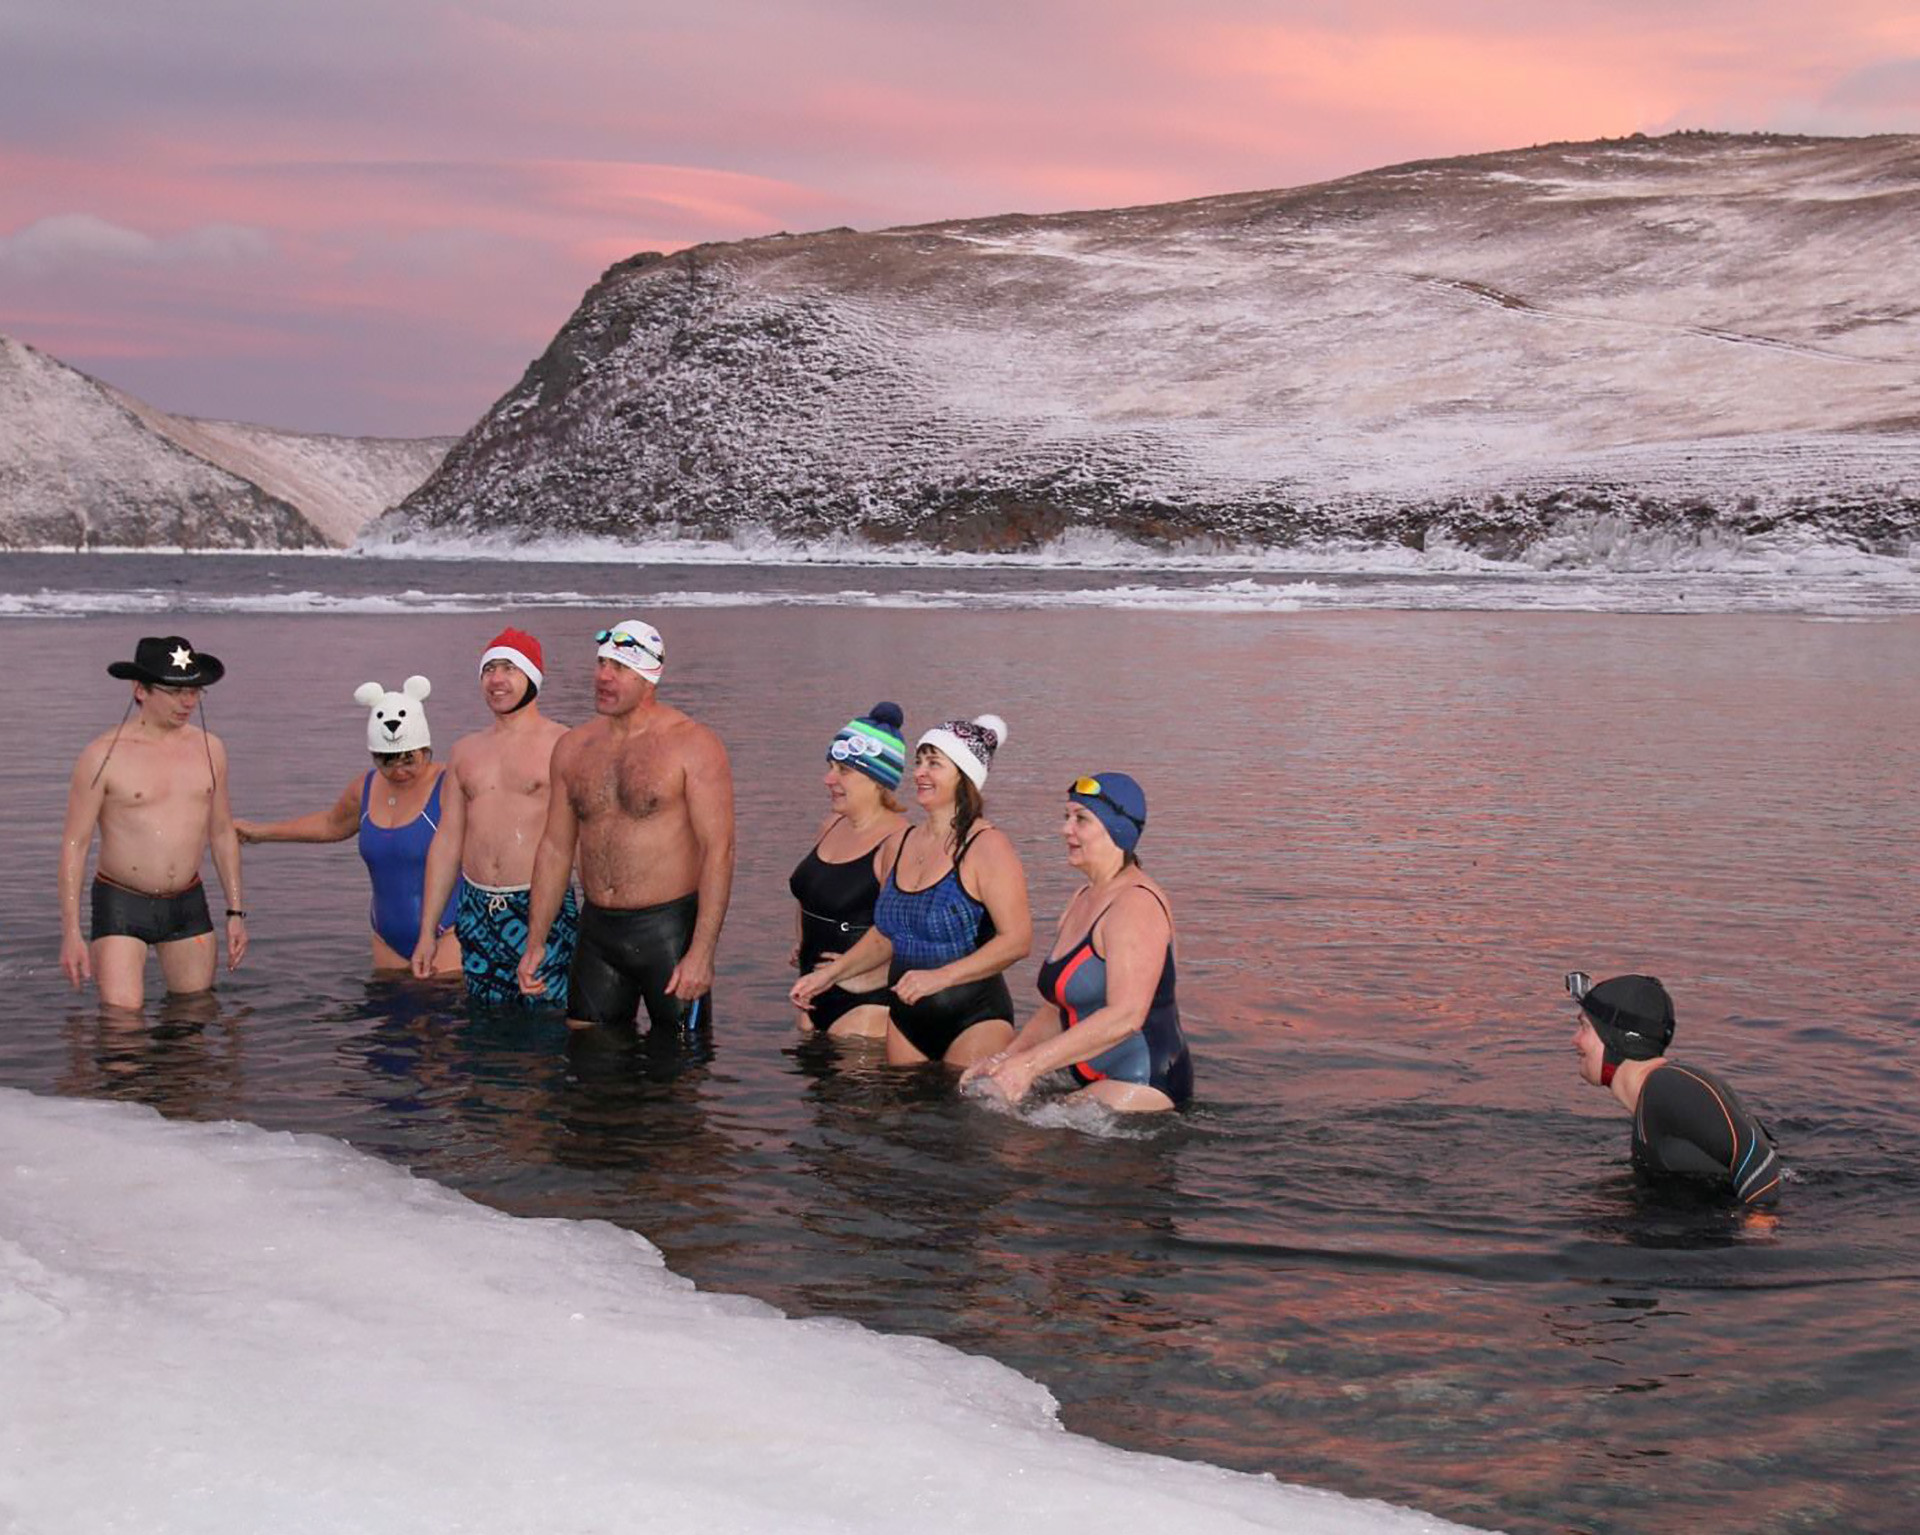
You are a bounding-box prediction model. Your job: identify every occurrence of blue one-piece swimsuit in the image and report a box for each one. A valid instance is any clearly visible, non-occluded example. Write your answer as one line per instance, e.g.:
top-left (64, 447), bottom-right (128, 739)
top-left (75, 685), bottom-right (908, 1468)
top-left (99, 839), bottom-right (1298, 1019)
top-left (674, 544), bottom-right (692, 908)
top-left (358, 771), bottom-right (462, 957)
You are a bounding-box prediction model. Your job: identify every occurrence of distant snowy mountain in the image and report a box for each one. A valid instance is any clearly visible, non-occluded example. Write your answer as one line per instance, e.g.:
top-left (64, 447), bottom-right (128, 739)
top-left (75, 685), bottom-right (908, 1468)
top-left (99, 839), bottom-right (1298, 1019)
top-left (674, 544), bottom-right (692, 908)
top-left (374, 131), bottom-right (1920, 563)
top-left (0, 335), bottom-right (450, 549)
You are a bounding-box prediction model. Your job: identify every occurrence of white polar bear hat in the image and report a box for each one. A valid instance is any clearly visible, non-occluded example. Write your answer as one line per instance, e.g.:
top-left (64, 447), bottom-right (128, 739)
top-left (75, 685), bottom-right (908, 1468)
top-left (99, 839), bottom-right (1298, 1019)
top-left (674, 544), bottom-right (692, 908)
top-left (354, 675), bottom-right (432, 754)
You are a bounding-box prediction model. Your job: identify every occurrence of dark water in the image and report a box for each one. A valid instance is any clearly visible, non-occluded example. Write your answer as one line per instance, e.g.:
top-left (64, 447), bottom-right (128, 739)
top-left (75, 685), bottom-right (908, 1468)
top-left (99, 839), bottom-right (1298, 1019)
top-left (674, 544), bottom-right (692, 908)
top-left (3, 554), bottom-right (1917, 1535)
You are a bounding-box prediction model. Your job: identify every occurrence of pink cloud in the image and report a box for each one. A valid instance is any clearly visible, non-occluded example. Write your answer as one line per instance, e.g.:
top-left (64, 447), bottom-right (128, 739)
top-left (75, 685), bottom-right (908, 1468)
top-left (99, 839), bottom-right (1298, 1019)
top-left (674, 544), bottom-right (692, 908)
top-left (1, 1), bottom-right (1915, 435)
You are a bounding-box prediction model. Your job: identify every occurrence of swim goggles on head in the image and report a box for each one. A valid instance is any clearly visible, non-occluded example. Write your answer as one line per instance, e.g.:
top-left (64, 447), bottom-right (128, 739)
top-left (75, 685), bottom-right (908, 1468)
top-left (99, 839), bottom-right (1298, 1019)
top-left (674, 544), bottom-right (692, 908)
top-left (830, 733), bottom-right (889, 761)
top-left (1068, 776), bottom-right (1144, 830)
top-left (1565, 971), bottom-right (1593, 1002)
top-left (374, 749), bottom-right (426, 769)
top-left (594, 627), bottom-right (662, 661)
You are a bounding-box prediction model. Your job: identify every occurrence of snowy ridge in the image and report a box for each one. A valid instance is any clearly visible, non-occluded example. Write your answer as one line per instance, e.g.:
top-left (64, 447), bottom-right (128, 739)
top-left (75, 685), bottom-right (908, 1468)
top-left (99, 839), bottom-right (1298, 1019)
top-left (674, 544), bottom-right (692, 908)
top-left (377, 132), bottom-right (1920, 563)
top-left (0, 334), bottom-right (450, 549)
top-left (0, 1089), bottom-right (1478, 1534)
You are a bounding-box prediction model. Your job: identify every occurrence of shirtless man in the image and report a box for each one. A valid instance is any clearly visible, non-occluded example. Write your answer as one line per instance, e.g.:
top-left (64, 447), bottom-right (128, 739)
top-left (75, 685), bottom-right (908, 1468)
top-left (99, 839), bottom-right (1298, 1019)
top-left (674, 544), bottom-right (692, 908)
top-left (517, 619), bottom-right (734, 1034)
top-left (410, 628), bottom-right (575, 1005)
top-left (58, 636), bottom-right (248, 1011)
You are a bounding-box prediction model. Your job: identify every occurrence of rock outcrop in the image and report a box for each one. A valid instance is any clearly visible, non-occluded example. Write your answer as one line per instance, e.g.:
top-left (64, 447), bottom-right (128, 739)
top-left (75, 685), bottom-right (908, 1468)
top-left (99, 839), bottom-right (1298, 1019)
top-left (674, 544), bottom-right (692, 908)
top-left (375, 132), bottom-right (1920, 561)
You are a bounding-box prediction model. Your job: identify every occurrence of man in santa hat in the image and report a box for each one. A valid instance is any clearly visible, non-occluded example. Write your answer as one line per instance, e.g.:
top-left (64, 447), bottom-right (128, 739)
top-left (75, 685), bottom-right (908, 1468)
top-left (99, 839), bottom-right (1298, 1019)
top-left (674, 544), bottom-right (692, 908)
top-left (412, 627), bottom-right (576, 1005)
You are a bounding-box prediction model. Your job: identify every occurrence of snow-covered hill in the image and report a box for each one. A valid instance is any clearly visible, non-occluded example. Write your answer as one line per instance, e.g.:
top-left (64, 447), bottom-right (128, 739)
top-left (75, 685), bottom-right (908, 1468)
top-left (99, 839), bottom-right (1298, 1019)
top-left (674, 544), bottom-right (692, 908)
top-left (0, 335), bottom-right (450, 549)
top-left (374, 131), bottom-right (1920, 562)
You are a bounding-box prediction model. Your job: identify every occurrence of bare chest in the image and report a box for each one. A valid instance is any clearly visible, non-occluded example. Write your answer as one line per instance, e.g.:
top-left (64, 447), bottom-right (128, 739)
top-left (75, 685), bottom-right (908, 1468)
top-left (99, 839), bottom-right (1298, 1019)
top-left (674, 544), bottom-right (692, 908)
top-left (462, 739), bottom-right (554, 806)
top-left (571, 737), bottom-right (677, 822)
top-left (106, 742), bottom-right (213, 814)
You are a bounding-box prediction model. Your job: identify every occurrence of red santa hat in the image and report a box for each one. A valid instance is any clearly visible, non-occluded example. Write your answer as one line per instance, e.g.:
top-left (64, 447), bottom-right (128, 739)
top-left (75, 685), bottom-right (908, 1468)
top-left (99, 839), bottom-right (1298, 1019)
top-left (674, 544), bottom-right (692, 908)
top-left (478, 627), bottom-right (544, 688)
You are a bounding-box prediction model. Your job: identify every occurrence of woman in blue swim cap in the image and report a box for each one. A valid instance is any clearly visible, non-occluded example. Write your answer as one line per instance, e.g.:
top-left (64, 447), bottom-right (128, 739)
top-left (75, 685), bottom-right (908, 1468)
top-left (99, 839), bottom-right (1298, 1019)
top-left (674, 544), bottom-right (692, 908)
top-left (964, 771), bottom-right (1193, 1112)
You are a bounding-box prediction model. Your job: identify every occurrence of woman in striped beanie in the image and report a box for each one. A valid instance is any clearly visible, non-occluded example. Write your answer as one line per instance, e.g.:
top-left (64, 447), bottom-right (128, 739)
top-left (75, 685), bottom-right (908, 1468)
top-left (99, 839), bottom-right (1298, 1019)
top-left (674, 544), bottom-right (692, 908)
top-left (788, 703), bottom-right (909, 1040)
top-left (793, 711), bottom-right (1032, 1070)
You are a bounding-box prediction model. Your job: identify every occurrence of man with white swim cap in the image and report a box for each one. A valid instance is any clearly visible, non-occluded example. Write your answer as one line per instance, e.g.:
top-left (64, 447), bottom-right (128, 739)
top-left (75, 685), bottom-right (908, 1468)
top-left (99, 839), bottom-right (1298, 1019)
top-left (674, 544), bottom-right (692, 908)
top-left (412, 626), bottom-right (576, 1004)
top-left (518, 618), bottom-right (735, 1037)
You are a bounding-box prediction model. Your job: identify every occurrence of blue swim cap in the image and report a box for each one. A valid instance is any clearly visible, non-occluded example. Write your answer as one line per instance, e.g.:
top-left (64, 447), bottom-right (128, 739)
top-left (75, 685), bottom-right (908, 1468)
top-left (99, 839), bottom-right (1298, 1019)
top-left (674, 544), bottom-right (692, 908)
top-left (1068, 771), bottom-right (1147, 853)
top-left (829, 702), bottom-right (907, 791)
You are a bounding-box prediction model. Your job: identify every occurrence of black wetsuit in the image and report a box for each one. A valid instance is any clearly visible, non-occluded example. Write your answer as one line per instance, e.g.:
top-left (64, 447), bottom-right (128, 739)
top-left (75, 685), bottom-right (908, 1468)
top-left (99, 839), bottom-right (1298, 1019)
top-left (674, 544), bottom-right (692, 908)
top-left (567, 893), bottom-right (710, 1033)
top-left (91, 874), bottom-right (214, 946)
top-left (1632, 1060), bottom-right (1781, 1205)
top-left (788, 820), bottom-right (890, 1031)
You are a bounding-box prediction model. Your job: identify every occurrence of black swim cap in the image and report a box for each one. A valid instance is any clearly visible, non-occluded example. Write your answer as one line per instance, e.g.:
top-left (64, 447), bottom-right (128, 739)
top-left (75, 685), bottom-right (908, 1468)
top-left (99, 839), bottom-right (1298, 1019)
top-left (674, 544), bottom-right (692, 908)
top-left (1578, 975), bottom-right (1675, 1063)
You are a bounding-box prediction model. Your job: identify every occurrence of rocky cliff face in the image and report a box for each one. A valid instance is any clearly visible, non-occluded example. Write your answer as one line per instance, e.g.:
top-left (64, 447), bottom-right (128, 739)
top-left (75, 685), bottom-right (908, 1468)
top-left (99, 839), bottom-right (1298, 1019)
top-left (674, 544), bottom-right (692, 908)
top-left (0, 336), bottom-right (450, 549)
top-left (375, 132), bottom-right (1920, 561)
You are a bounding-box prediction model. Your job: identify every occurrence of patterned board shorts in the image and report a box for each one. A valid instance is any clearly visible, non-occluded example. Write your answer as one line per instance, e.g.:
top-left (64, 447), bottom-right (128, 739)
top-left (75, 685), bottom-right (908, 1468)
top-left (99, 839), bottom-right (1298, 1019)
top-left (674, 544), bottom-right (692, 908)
top-left (456, 881), bottom-right (579, 1008)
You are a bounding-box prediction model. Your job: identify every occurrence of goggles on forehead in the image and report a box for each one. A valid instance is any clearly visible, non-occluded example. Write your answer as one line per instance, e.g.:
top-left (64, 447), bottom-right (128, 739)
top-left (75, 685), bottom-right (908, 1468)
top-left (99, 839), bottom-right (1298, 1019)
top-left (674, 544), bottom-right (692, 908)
top-left (1068, 776), bottom-right (1143, 829)
top-left (830, 734), bottom-right (888, 761)
top-left (594, 628), bottom-right (662, 660)
top-left (374, 749), bottom-right (426, 768)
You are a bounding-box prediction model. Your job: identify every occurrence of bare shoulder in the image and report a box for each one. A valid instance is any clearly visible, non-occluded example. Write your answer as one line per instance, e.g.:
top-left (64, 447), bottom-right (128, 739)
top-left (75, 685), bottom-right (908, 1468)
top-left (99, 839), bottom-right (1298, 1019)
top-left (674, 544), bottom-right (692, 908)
top-left (965, 821), bottom-right (1021, 864)
top-left (553, 717), bottom-right (605, 764)
top-left (669, 712), bottom-right (730, 768)
top-left (447, 731), bottom-right (487, 769)
top-left (71, 727), bottom-right (119, 778)
top-left (1111, 875), bottom-right (1175, 933)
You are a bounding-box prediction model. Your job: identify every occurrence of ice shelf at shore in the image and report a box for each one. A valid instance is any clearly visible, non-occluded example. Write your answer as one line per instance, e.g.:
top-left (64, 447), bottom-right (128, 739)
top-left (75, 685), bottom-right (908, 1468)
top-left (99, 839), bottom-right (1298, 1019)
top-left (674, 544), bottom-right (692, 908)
top-left (0, 1089), bottom-right (1483, 1535)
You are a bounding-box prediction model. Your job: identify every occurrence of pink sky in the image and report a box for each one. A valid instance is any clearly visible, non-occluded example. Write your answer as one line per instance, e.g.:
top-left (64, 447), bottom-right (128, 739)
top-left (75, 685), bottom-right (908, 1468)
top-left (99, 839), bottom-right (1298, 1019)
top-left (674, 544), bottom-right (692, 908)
top-left (3, 0), bottom-right (1916, 437)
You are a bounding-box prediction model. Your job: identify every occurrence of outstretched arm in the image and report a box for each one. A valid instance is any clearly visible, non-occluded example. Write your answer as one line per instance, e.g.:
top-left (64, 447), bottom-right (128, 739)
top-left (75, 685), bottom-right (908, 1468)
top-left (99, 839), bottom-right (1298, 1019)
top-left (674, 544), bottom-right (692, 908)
top-left (236, 778), bottom-right (361, 844)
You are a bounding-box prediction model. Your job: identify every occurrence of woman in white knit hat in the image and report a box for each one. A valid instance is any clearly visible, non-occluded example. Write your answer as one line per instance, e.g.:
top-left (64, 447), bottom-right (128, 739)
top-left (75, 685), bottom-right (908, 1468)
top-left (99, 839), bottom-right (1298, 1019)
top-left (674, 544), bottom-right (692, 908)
top-left (792, 713), bottom-right (1030, 1069)
top-left (236, 676), bottom-right (463, 975)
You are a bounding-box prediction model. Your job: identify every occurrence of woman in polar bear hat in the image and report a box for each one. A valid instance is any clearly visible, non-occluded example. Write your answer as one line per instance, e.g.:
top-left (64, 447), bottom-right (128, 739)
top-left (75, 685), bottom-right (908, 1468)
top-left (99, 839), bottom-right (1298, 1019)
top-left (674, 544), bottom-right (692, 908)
top-left (235, 675), bottom-right (463, 974)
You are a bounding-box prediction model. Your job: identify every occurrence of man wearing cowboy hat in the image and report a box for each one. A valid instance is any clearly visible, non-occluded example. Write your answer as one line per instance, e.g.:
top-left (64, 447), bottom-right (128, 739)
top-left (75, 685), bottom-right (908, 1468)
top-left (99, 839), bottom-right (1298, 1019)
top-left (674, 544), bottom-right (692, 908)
top-left (58, 636), bottom-right (248, 1010)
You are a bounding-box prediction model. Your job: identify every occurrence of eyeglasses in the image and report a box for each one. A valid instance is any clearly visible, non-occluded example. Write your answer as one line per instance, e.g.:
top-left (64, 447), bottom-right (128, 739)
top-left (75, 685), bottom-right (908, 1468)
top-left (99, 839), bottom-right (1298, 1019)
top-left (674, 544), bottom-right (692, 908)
top-left (374, 749), bottom-right (426, 770)
top-left (1564, 971), bottom-right (1593, 1002)
top-left (830, 734), bottom-right (888, 761)
top-left (1068, 776), bottom-right (1143, 829)
top-left (594, 628), bottom-right (662, 661)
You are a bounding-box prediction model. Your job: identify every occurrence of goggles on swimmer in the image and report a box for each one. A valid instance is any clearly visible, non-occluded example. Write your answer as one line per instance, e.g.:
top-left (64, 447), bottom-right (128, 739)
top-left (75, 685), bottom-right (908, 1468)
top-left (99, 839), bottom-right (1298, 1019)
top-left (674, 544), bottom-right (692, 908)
top-left (830, 734), bottom-right (888, 761)
top-left (594, 627), bottom-right (663, 661)
top-left (374, 748), bottom-right (426, 769)
top-left (1068, 776), bottom-right (1144, 830)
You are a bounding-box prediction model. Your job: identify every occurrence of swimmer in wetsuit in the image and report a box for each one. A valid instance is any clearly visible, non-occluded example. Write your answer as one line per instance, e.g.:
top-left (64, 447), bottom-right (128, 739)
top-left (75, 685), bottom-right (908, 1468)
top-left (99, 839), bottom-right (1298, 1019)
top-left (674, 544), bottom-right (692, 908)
top-left (965, 772), bottom-right (1193, 1112)
top-left (237, 675), bottom-right (463, 975)
top-left (788, 702), bottom-right (909, 1040)
top-left (792, 714), bottom-right (1030, 1069)
top-left (518, 619), bottom-right (734, 1036)
top-left (1567, 972), bottom-right (1781, 1205)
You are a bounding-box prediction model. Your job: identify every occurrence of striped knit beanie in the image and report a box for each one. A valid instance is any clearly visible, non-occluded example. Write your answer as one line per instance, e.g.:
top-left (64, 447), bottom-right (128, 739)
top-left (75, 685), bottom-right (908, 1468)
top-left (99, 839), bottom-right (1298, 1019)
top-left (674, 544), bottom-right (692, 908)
top-left (829, 702), bottom-right (908, 791)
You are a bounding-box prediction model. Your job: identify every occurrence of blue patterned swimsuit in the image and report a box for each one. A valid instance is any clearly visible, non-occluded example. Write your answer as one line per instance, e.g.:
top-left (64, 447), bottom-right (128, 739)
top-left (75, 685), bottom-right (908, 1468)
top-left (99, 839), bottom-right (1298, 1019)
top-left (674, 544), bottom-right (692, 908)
top-left (872, 826), bottom-right (1013, 1058)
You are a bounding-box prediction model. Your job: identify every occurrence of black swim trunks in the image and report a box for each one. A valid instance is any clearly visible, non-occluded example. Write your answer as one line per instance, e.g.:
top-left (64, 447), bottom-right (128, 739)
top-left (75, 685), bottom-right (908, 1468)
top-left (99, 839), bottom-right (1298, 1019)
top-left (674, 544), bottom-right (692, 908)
top-left (91, 875), bottom-right (214, 946)
top-left (568, 893), bottom-right (712, 1033)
